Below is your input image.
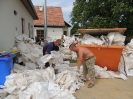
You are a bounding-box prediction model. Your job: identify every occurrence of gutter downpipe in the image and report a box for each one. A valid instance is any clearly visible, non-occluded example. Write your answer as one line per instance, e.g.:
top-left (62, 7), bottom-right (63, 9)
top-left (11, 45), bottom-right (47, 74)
top-left (44, 0), bottom-right (47, 39)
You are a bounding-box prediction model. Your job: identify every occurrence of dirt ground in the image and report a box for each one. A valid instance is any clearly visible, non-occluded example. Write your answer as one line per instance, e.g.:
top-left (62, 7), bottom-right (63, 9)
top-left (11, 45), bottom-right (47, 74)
top-left (70, 63), bottom-right (133, 99)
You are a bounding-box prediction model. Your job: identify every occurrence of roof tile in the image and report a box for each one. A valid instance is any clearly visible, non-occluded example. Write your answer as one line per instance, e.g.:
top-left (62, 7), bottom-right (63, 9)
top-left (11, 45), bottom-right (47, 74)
top-left (34, 6), bottom-right (65, 26)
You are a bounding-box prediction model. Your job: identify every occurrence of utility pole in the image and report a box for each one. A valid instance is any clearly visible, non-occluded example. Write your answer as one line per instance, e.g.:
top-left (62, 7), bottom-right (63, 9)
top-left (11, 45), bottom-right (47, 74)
top-left (44, 0), bottom-right (47, 39)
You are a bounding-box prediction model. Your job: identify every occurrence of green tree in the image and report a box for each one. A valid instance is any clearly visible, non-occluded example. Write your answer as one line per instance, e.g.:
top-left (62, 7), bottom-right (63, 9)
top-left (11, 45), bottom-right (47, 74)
top-left (70, 0), bottom-right (133, 36)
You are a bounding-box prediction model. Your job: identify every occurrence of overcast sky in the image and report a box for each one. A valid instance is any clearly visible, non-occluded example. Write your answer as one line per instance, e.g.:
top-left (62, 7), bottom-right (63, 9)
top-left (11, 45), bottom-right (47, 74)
top-left (31, 0), bottom-right (75, 24)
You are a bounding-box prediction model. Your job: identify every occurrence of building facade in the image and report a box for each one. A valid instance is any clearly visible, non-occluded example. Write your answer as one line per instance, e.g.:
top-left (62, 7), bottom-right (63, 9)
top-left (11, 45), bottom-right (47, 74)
top-left (0, 0), bottom-right (38, 50)
top-left (34, 6), bottom-right (71, 40)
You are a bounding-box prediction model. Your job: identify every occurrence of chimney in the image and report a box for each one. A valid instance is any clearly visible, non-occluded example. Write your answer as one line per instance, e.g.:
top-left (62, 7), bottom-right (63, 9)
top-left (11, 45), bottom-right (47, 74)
top-left (39, 4), bottom-right (43, 11)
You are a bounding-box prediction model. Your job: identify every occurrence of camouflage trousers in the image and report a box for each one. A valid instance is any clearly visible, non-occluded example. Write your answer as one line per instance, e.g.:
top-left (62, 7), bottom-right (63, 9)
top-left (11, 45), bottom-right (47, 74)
top-left (83, 56), bottom-right (96, 77)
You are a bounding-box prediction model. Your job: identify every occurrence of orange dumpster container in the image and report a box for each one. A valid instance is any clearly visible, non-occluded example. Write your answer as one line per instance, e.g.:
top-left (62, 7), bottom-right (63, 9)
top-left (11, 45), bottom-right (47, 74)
top-left (78, 44), bottom-right (125, 71)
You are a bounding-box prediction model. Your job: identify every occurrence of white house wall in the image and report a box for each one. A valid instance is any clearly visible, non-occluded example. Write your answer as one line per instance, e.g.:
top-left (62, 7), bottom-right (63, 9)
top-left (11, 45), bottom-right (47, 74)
top-left (48, 27), bottom-right (63, 37)
top-left (34, 27), bottom-right (63, 39)
top-left (68, 27), bottom-right (71, 36)
top-left (63, 26), bottom-right (71, 36)
top-left (0, 0), bottom-right (34, 50)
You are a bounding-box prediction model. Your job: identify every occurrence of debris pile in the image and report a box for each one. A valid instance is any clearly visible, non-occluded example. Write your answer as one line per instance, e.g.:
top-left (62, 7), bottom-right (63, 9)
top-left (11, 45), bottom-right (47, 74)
top-left (1, 32), bottom-right (133, 99)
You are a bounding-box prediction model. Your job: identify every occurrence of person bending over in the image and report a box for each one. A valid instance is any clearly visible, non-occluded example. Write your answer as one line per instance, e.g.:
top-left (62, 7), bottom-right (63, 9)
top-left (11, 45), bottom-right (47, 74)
top-left (43, 39), bottom-right (61, 68)
top-left (69, 44), bottom-right (96, 88)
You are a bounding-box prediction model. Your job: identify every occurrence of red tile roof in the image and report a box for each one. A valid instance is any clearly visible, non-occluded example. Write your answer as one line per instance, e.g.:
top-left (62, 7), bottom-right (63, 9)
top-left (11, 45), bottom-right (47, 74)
top-left (34, 6), bottom-right (65, 26)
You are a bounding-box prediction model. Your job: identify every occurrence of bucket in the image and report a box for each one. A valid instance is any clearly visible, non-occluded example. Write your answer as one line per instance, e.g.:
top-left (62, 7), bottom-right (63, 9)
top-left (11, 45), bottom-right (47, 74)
top-left (0, 54), bottom-right (16, 85)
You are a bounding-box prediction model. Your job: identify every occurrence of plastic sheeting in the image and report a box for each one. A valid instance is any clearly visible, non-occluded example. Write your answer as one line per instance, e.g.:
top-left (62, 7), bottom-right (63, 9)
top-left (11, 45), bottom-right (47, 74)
top-left (0, 90), bottom-right (8, 99)
top-left (118, 39), bottom-right (133, 76)
top-left (3, 67), bottom-right (83, 99)
top-left (81, 34), bottom-right (104, 45)
top-left (3, 60), bottom-right (127, 99)
top-left (15, 34), bottom-right (43, 66)
top-left (112, 32), bottom-right (126, 46)
top-left (37, 51), bottom-right (64, 68)
top-left (94, 65), bottom-right (127, 80)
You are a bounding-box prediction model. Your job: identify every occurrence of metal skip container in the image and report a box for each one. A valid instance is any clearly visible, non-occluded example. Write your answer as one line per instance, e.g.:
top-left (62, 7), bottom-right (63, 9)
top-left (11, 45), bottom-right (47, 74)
top-left (78, 28), bottom-right (126, 71)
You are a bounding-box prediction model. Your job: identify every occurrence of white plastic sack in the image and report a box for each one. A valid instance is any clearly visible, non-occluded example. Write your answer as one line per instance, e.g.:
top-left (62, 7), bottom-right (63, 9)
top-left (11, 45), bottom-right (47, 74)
top-left (112, 32), bottom-right (126, 46)
top-left (81, 34), bottom-right (104, 45)
top-left (21, 82), bottom-right (50, 99)
top-left (17, 42), bottom-right (30, 54)
top-left (37, 54), bottom-right (52, 68)
top-left (12, 64), bottom-right (27, 73)
top-left (25, 62), bottom-right (36, 70)
top-left (94, 65), bottom-right (127, 80)
top-left (107, 32), bottom-right (115, 45)
top-left (5, 95), bottom-right (18, 99)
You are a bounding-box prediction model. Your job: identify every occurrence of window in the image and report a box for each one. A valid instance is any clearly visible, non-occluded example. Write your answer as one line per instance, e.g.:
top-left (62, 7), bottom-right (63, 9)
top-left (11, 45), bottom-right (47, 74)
top-left (28, 23), bottom-right (30, 37)
top-left (37, 30), bottom-right (44, 39)
top-left (21, 18), bottom-right (25, 34)
top-left (31, 25), bottom-right (33, 38)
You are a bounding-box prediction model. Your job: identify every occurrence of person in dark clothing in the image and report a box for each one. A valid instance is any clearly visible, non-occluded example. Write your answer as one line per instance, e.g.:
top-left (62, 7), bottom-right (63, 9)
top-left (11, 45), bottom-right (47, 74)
top-left (43, 39), bottom-right (61, 68)
top-left (35, 36), bottom-right (41, 45)
top-left (54, 46), bottom-right (59, 51)
top-left (44, 39), bottom-right (48, 46)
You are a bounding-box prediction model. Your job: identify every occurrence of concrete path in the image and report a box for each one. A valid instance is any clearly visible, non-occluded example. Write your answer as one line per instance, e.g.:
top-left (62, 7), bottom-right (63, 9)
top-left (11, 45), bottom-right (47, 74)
top-left (74, 77), bottom-right (133, 99)
top-left (70, 63), bottom-right (133, 99)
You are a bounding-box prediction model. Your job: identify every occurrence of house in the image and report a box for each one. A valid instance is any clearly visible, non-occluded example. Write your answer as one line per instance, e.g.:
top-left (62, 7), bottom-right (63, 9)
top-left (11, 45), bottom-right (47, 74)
top-left (34, 6), bottom-right (71, 39)
top-left (0, 0), bottom-right (38, 50)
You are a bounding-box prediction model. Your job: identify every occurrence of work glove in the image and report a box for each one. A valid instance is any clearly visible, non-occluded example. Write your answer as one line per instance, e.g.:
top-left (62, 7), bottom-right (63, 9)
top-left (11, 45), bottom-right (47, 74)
top-left (76, 67), bottom-right (80, 73)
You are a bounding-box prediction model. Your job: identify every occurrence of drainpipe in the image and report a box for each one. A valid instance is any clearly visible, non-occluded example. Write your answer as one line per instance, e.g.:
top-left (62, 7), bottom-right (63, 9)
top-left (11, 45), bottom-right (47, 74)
top-left (44, 0), bottom-right (47, 39)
